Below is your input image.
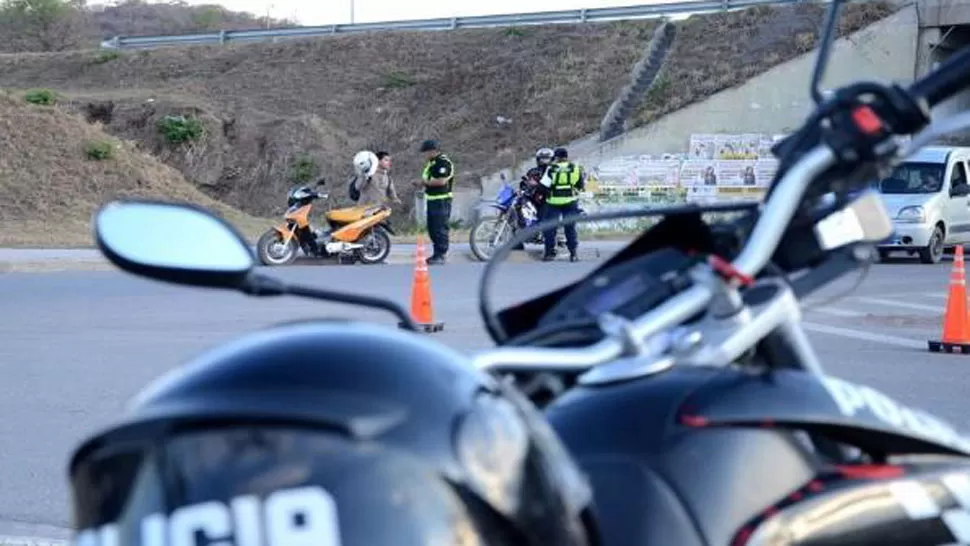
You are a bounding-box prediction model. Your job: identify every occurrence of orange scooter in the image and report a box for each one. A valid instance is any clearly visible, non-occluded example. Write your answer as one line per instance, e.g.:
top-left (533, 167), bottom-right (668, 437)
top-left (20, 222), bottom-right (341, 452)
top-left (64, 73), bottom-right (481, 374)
top-left (256, 179), bottom-right (394, 266)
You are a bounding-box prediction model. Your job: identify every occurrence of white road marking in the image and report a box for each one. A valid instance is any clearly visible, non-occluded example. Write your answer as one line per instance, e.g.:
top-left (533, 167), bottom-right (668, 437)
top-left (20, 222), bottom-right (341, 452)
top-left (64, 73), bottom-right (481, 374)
top-left (805, 307), bottom-right (866, 317)
top-left (802, 321), bottom-right (926, 349)
top-left (852, 296), bottom-right (943, 313)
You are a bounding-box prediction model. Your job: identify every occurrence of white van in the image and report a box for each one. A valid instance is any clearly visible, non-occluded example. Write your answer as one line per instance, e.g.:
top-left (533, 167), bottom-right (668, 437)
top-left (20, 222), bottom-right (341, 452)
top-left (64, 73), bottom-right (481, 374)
top-left (875, 145), bottom-right (970, 264)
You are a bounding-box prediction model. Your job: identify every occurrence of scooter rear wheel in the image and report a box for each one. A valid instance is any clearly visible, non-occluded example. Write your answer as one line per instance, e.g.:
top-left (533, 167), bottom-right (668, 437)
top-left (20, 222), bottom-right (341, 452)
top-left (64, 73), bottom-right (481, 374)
top-left (356, 228), bottom-right (392, 264)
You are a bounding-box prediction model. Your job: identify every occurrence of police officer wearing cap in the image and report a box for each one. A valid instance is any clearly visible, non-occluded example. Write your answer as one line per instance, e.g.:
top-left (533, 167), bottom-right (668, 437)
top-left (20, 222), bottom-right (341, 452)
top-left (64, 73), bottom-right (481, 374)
top-left (418, 139), bottom-right (454, 264)
top-left (540, 146), bottom-right (585, 262)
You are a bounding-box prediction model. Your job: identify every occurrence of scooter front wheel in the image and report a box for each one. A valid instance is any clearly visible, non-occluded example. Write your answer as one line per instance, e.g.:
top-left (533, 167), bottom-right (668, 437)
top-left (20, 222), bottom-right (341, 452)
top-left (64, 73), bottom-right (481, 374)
top-left (257, 229), bottom-right (298, 266)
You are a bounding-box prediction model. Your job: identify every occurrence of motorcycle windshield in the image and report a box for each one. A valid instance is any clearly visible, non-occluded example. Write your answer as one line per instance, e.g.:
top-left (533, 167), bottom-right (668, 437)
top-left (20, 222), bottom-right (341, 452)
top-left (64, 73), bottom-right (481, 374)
top-left (477, 203), bottom-right (759, 345)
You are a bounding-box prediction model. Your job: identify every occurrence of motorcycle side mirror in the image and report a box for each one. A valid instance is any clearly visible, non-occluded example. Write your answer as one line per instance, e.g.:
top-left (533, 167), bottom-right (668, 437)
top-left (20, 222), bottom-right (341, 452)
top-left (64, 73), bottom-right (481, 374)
top-left (315, 178), bottom-right (326, 187)
top-left (93, 200), bottom-right (256, 290)
top-left (93, 199), bottom-right (421, 329)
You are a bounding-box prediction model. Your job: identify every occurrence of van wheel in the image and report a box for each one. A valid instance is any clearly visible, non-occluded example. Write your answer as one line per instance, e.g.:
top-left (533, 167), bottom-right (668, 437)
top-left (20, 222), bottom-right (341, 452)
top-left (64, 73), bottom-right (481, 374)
top-left (919, 226), bottom-right (945, 264)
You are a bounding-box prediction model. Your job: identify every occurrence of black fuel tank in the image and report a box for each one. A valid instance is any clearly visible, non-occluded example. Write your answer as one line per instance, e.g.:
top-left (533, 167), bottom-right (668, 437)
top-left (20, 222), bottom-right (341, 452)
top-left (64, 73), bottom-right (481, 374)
top-left (545, 364), bottom-right (970, 546)
top-left (545, 366), bottom-right (819, 546)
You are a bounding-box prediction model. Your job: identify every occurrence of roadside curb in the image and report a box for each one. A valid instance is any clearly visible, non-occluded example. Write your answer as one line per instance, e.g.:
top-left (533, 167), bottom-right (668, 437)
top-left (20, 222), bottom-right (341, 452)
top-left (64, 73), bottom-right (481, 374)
top-left (0, 261), bottom-right (116, 273)
top-left (300, 246), bottom-right (606, 266)
top-left (0, 536), bottom-right (68, 546)
top-left (0, 248), bottom-right (607, 272)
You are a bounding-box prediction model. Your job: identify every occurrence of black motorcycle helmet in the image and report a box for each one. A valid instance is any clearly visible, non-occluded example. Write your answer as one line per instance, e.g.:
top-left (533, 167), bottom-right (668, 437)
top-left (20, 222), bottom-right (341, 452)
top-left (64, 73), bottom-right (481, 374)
top-left (67, 320), bottom-right (598, 546)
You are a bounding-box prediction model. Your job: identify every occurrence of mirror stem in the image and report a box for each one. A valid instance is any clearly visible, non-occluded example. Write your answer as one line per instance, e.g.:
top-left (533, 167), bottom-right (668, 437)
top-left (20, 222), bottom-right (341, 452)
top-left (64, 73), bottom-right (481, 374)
top-left (240, 273), bottom-right (419, 331)
top-left (239, 272), bottom-right (288, 296)
top-left (810, 0), bottom-right (843, 105)
top-left (286, 284), bottom-right (420, 332)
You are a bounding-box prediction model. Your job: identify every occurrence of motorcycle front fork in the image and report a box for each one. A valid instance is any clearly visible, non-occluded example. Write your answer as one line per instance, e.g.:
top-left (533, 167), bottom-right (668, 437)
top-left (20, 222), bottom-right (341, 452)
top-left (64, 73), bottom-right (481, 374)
top-left (297, 227), bottom-right (328, 256)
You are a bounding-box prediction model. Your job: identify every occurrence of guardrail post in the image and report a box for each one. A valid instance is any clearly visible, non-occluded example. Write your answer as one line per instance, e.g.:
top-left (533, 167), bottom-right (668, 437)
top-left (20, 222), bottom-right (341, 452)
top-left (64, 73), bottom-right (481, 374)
top-left (581, 9), bottom-right (588, 22)
top-left (219, 30), bottom-right (227, 44)
top-left (450, 17), bottom-right (458, 29)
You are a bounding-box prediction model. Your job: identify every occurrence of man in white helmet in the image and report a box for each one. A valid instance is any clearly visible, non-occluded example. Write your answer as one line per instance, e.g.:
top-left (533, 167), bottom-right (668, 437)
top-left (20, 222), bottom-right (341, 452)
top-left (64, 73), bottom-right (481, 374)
top-left (352, 150), bottom-right (400, 206)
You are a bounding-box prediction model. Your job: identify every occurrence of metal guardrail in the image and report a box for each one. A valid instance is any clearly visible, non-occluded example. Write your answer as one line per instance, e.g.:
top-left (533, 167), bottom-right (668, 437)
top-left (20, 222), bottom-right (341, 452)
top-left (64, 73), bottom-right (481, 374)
top-left (99, 0), bottom-right (819, 49)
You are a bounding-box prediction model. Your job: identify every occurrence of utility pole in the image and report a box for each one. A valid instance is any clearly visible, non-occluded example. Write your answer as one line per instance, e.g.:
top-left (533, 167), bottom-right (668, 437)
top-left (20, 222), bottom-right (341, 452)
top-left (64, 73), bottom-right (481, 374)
top-left (350, 0), bottom-right (355, 23)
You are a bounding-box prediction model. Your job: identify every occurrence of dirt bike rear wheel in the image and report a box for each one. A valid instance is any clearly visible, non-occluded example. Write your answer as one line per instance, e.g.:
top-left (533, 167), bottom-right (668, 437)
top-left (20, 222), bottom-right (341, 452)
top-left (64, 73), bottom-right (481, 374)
top-left (257, 229), bottom-right (298, 266)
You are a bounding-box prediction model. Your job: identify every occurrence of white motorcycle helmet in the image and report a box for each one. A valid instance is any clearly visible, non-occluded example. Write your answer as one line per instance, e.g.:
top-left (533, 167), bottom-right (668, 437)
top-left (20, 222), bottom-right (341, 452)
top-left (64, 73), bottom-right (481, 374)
top-left (353, 150), bottom-right (379, 178)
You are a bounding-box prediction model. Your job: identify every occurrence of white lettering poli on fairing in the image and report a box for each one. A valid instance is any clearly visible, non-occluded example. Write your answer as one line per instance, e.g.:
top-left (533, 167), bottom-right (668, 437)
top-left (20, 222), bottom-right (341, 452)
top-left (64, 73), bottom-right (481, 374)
top-left (820, 376), bottom-right (970, 452)
top-left (73, 485), bottom-right (341, 546)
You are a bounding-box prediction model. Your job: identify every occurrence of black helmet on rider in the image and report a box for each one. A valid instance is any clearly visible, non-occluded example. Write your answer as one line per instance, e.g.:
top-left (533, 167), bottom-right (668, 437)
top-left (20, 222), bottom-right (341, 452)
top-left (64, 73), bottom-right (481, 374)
top-left (67, 320), bottom-right (599, 546)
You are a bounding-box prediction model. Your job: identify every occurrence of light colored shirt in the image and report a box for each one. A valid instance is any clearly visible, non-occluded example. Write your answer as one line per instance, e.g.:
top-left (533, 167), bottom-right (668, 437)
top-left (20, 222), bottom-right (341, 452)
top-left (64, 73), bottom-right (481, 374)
top-left (355, 168), bottom-right (398, 205)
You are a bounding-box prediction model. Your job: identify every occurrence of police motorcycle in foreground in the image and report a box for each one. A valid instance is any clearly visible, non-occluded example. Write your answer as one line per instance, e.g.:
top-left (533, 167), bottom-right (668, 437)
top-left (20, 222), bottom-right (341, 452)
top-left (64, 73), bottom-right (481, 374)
top-left (71, 0), bottom-right (970, 541)
top-left (255, 178), bottom-right (394, 266)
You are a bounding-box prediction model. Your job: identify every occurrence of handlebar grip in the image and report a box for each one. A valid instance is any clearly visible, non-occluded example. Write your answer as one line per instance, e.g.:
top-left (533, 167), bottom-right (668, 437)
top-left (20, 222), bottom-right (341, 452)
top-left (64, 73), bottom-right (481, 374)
top-left (909, 43), bottom-right (970, 107)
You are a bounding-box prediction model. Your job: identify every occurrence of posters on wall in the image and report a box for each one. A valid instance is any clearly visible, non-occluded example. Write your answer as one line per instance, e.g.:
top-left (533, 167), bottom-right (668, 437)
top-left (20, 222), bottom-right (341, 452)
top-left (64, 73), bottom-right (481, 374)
top-left (585, 133), bottom-right (783, 214)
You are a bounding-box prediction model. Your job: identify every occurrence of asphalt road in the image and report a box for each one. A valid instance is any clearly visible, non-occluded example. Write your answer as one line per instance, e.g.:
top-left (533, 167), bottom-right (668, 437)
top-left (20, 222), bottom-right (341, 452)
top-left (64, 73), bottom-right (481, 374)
top-left (0, 255), bottom-right (968, 539)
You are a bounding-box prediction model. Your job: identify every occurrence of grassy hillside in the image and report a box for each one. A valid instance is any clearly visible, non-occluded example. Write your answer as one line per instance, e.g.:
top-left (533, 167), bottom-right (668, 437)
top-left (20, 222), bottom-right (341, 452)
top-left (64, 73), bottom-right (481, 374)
top-left (0, 91), bottom-right (264, 246)
top-left (0, 1), bottom-right (897, 226)
top-left (0, 0), bottom-right (294, 54)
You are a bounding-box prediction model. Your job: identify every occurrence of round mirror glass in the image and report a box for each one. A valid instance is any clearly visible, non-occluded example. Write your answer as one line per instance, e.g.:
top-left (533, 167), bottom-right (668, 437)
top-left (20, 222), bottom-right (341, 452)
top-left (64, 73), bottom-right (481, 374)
top-left (95, 201), bottom-right (254, 274)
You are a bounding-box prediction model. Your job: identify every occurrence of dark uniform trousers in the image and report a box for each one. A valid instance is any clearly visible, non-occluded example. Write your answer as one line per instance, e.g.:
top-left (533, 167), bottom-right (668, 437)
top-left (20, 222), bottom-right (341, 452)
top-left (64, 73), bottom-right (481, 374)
top-left (542, 200), bottom-right (580, 254)
top-left (426, 198), bottom-right (452, 257)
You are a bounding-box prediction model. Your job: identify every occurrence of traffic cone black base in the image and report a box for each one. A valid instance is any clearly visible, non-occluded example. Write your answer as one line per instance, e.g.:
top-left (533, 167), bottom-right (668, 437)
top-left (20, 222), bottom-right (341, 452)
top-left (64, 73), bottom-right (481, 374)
top-left (928, 341), bottom-right (970, 354)
top-left (399, 321), bottom-right (445, 333)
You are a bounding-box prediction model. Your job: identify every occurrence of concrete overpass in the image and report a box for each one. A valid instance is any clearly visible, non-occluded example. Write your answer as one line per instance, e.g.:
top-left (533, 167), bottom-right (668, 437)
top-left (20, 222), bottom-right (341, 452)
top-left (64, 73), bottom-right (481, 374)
top-left (917, 0), bottom-right (970, 120)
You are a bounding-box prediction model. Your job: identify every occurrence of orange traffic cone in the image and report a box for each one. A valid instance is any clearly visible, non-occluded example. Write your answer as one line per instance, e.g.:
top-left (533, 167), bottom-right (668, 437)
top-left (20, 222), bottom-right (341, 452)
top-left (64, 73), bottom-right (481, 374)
top-left (403, 236), bottom-right (444, 333)
top-left (929, 245), bottom-right (970, 353)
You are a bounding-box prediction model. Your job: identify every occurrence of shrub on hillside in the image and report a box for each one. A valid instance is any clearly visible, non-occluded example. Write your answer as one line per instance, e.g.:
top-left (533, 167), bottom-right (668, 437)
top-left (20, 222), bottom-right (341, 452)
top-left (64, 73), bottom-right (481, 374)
top-left (158, 115), bottom-right (205, 145)
top-left (24, 88), bottom-right (58, 105)
top-left (85, 139), bottom-right (115, 160)
top-left (289, 155), bottom-right (320, 184)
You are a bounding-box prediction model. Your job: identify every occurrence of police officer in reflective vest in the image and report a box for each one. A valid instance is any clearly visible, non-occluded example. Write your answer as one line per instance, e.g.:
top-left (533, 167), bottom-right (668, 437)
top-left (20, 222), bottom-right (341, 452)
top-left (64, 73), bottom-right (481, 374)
top-left (540, 147), bottom-right (585, 262)
top-left (419, 139), bottom-right (454, 264)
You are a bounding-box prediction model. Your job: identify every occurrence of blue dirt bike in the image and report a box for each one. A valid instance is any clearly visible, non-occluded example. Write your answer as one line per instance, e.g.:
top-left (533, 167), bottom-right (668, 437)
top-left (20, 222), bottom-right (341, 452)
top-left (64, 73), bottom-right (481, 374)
top-left (469, 175), bottom-right (572, 261)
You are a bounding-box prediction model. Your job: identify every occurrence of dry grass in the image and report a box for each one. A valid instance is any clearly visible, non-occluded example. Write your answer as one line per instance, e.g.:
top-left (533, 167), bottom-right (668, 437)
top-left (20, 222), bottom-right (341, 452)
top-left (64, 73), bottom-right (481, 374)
top-left (0, 1), bottom-right (897, 238)
top-left (0, 92), bottom-right (267, 247)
